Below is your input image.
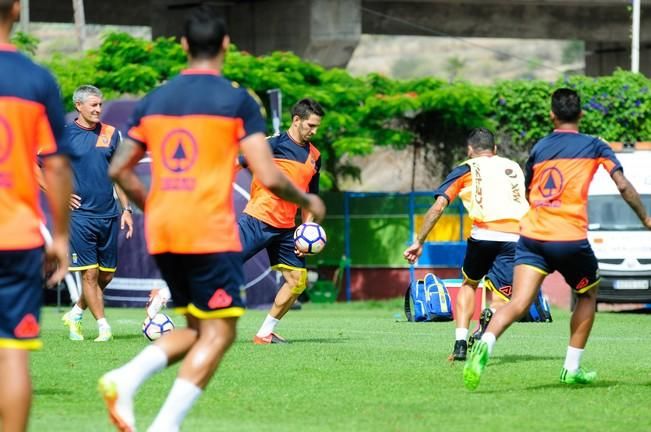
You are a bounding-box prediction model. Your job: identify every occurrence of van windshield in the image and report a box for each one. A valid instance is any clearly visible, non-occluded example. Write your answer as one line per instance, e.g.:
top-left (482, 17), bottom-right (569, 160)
top-left (588, 195), bottom-right (651, 231)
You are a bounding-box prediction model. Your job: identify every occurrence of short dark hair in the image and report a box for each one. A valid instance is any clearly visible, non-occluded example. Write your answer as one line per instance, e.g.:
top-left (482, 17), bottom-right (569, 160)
top-left (183, 4), bottom-right (227, 59)
top-left (291, 98), bottom-right (325, 120)
top-left (551, 88), bottom-right (581, 122)
top-left (0, 0), bottom-right (17, 20)
top-left (467, 127), bottom-right (494, 151)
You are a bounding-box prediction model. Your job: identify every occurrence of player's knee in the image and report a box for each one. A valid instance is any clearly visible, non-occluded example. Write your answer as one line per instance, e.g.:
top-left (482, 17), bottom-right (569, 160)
top-left (213, 332), bottom-right (236, 351)
top-left (98, 272), bottom-right (114, 288)
top-left (199, 324), bottom-right (236, 350)
top-left (509, 297), bottom-right (531, 316)
top-left (577, 286), bottom-right (598, 300)
top-left (81, 268), bottom-right (99, 282)
top-left (287, 269), bottom-right (307, 295)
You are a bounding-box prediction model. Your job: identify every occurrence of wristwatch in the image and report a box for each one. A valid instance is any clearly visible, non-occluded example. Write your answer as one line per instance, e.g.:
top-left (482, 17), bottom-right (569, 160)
top-left (123, 206), bottom-right (133, 214)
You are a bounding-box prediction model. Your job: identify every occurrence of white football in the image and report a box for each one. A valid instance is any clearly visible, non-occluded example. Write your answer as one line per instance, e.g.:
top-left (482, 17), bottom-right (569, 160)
top-left (294, 222), bottom-right (327, 255)
top-left (142, 313), bottom-right (175, 341)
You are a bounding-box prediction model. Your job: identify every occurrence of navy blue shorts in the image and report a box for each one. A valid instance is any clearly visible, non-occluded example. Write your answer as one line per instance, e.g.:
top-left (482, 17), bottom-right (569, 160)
top-left (0, 248), bottom-right (43, 350)
top-left (515, 236), bottom-right (600, 293)
top-left (238, 213), bottom-right (304, 270)
top-left (153, 252), bottom-right (245, 319)
top-left (462, 238), bottom-right (516, 300)
top-left (69, 214), bottom-right (119, 272)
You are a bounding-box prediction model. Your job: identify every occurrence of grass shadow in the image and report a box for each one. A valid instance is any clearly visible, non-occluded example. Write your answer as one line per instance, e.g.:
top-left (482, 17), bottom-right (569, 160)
top-left (286, 337), bottom-right (350, 344)
top-left (443, 354), bottom-right (564, 369)
top-left (34, 388), bottom-right (73, 396)
top-left (490, 354), bottom-right (564, 366)
top-left (463, 380), bottom-right (620, 395)
top-left (233, 337), bottom-right (349, 346)
top-left (116, 334), bottom-right (148, 341)
top-left (524, 380), bottom-right (619, 391)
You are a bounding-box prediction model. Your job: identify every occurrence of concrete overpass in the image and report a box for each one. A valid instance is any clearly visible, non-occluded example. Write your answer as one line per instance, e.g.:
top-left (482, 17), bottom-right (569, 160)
top-left (27, 0), bottom-right (651, 75)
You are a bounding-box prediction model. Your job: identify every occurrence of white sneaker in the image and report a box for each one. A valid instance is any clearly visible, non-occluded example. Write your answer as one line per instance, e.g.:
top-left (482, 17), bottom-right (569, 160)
top-left (98, 371), bottom-right (136, 432)
top-left (94, 326), bottom-right (113, 342)
top-left (145, 288), bottom-right (169, 319)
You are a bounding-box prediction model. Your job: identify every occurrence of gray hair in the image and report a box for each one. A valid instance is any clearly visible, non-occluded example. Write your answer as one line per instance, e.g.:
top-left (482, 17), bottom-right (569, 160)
top-left (72, 85), bottom-right (103, 105)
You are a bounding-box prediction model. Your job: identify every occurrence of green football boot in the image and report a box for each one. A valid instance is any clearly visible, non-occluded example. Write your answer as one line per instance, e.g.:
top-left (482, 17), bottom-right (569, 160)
top-left (463, 340), bottom-right (489, 391)
top-left (560, 367), bottom-right (597, 385)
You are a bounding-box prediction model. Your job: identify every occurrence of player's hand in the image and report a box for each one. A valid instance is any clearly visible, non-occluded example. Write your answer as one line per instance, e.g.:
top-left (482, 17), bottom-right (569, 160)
top-left (403, 241), bottom-right (423, 264)
top-left (644, 216), bottom-right (651, 230)
top-left (69, 194), bottom-right (81, 210)
top-left (45, 237), bottom-right (69, 287)
top-left (303, 194), bottom-right (325, 224)
top-left (121, 210), bottom-right (134, 239)
top-left (294, 248), bottom-right (306, 258)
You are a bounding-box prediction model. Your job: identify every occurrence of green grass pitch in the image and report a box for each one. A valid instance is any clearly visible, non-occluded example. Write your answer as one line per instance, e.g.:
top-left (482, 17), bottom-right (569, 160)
top-left (30, 301), bottom-right (651, 431)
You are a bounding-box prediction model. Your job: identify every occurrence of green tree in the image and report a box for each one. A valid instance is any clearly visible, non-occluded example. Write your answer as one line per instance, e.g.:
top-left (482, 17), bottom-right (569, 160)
top-left (10, 31), bottom-right (39, 56)
top-left (41, 32), bottom-right (651, 190)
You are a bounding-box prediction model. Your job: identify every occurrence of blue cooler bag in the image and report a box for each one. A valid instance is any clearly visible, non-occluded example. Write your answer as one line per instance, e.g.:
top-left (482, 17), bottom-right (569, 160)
top-left (520, 289), bottom-right (553, 323)
top-left (404, 273), bottom-right (453, 322)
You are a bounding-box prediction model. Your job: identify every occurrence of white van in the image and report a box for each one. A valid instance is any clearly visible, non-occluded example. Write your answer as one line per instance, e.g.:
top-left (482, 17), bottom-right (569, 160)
top-left (587, 144), bottom-right (651, 303)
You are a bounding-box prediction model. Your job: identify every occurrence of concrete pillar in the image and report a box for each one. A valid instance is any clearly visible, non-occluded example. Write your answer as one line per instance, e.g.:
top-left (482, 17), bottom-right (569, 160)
top-left (151, 0), bottom-right (361, 68)
top-left (304, 0), bottom-right (362, 67)
top-left (228, 0), bottom-right (361, 68)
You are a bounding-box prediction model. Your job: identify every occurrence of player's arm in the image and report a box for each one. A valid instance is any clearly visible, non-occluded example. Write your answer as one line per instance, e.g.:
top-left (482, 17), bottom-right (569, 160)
top-left (114, 184), bottom-right (131, 212)
top-left (302, 212), bottom-right (314, 224)
top-left (234, 154), bottom-right (248, 173)
top-left (302, 156), bottom-right (321, 223)
top-left (524, 152), bottom-right (535, 202)
top-left (35, 162), bottom-right (47, 191)
top-left (42, 154), bottom-right (73, 285)
top-left (611, 169), bottom-right (651, 228)
top-left (114, 184), bottom-right (134, 239)
top-left (403, 195), bottom-right (449, 264)
top-left (403, 165), bottom-right (466, 264)
top-left (241, 132), bottom-right (325, 223)
top-left (112, 130), bottom-right (135, 214)
top-left (108, 138), bottom-right (148, 211)
top-left (39, 69), bottom-right (74, 285)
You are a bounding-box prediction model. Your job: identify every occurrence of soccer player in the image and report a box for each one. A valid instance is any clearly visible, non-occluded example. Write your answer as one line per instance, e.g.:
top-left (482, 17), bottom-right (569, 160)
top-left (403, 128), bottom-right (528, 361)
top-left (99, 5), bottom-right (325, 432)
top-left (463, 88), bottom-right (651, 390)
top-left (0, 1), bottom-right (74, 430)
top-left (60, 85), bottom-right (134, 342)
top-left (238, 98), bottom-right (324, 344)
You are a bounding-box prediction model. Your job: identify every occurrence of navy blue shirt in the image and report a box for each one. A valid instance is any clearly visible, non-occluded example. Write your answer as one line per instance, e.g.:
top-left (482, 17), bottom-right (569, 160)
top-left (67, 121), bottom-right (120, 217)
top-left (125, 69), bottom-right (268, 253)
top-left (0, 44), bottom-right (75, 250)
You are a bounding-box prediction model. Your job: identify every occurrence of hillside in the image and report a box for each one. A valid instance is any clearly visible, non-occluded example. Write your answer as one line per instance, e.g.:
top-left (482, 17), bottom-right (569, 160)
top-left (344, 35), bottom-right (584, 191)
